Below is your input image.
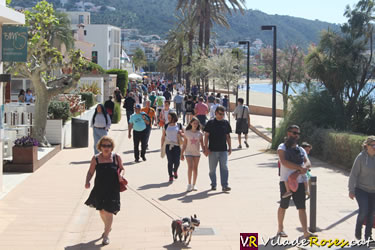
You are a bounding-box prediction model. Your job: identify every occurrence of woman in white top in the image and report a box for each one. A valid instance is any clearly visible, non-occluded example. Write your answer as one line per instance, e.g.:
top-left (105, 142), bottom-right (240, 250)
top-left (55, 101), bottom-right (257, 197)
top-left (92, 104), bottom-right (111, 154)
top-left (161, 112), bottom-right (184, 182)
top-left (180, 117), bottom-right (205, 191)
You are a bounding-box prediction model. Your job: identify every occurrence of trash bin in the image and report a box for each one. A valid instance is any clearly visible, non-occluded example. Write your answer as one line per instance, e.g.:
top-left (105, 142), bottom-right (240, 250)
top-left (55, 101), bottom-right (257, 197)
top-left (71, 118), bottom-right (88, 148)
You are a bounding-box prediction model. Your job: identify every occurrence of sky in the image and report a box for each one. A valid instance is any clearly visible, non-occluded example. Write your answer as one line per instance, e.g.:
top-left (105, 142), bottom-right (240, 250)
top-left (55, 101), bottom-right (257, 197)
top-left (245, 0), bottom-right (359, 24)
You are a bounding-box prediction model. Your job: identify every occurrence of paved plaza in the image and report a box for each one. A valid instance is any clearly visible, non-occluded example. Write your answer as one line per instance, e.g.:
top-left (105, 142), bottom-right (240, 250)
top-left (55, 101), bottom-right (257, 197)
top-left (0, 112), bottom-right (364, 250)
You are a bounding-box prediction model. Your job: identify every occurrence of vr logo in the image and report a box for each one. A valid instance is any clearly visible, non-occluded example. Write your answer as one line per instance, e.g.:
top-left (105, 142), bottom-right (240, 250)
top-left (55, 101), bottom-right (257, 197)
top-left (240, 233), bottom-right (258, 250)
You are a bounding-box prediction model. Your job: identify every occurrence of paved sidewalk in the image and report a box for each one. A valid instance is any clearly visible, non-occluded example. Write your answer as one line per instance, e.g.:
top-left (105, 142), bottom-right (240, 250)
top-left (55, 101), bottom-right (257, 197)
top-left (0, 111), bottom-right (363, 250)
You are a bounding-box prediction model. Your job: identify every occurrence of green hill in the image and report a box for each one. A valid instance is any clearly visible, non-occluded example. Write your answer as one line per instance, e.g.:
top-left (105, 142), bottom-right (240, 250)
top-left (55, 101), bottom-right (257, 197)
top-left (11, 0), bottom-right (340, 49)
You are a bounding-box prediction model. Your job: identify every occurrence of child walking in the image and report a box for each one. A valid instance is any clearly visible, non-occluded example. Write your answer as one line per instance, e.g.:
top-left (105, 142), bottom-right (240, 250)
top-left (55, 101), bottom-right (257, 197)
top-left (180, 117), bottom-right (205, 192)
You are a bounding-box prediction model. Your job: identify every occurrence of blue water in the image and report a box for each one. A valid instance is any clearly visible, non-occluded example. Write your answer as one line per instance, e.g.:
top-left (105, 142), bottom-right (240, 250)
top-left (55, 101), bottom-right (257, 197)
top-left (239, 82), bottom-right (304, 95)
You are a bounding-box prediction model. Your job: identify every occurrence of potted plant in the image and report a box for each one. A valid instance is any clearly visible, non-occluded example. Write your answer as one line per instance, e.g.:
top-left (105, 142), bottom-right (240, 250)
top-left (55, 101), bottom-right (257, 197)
top-left (12, 136), bottom-right (39, 164)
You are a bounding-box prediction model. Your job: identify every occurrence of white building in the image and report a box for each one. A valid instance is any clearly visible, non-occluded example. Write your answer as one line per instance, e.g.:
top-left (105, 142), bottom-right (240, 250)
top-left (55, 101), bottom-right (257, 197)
top-left (66, 11), bottom-right (90, 26)
top-left (84, 24), bottom-right (121, 70)
top-left (0, 0), bottom-right (25, 191)
top-left (123, 40), bottom-right (144, 56)
top-left (65, 12), bottom-right (121, 70)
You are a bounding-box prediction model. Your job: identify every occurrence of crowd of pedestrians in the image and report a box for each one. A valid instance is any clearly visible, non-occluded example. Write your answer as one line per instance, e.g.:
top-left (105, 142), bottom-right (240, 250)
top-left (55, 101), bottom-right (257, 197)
top-left (85, 79), bottom-right (375, 245)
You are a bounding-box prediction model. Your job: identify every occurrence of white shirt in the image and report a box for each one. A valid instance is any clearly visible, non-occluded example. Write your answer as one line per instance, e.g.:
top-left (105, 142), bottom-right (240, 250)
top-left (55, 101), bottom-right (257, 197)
top-left (209, 104), bottom-right (219, 120)
top-left (166, 124), bottom-right (179, 144)
top-left (278, 143), bottom-right (307, 183)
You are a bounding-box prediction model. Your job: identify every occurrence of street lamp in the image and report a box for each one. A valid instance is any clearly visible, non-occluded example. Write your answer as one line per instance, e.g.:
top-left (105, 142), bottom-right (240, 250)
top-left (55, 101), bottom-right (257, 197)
top-left (239, 41), bottom-right (250, 107)
top-left (261, 25), bottom-right (277, 140)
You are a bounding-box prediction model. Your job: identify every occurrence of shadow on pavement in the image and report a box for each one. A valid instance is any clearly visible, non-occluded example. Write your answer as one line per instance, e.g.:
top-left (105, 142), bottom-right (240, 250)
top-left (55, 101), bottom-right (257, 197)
top-left (122, 149), bottom-right (161, 155)
top-left (177, 190), bottom-right (225, 203)
top-left (65, 238), bottom-right (102, 250)
top-left (159, 191), bottom-right (188, 201)
top-left (229, 152), bottom-right (267, 161)
top-left (111, 129), bottom-right (128, 132)
top-left (163, 241), bottom-right (191, 249)
top-left (69, 160), bottom-right (91, 165)
top-left (323, 210), bottom-right (358, 231)
top-left (138, 181), bottom-right (172, 190)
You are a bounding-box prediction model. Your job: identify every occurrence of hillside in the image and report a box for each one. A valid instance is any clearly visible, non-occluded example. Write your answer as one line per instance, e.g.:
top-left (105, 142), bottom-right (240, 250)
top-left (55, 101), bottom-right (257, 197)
top-left (11, 0), bottom-right (340, 49)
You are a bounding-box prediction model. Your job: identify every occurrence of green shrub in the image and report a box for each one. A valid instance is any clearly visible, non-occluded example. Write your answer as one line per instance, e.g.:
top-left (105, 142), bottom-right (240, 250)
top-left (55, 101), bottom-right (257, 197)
top-left (112, 102), bottom-right (122, 124)
top-left (272, 89), bottom-right (368, 170)
top-left (48, 101), bottom-right (70, 123)
top-left (80, 92), bottom-right (95, 109)
top-left (106, 69), bottom-right (128, 96)
top-left (86, 62), bottom-right (106, 74)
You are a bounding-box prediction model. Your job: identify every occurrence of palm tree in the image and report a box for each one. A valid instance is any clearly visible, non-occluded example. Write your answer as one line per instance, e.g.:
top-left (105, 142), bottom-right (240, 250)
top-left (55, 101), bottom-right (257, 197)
top-left (177, 0), bottom-right (245, 55)
top-left (52, 12), bottom-right (75, 51)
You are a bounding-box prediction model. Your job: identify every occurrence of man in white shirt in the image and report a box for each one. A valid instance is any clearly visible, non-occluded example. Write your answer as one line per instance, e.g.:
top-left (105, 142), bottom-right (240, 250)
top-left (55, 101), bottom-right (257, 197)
top-left (276, 125), bottom-right (315, 240)
top-left (209, 98), bottom-right (220, 120)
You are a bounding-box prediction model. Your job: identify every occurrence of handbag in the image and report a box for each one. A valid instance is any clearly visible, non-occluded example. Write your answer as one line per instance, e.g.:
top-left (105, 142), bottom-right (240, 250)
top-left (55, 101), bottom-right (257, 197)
top-left (118, 168), bottom-right (128, 192)
top-left (114, 155), bottom-right (128, 192)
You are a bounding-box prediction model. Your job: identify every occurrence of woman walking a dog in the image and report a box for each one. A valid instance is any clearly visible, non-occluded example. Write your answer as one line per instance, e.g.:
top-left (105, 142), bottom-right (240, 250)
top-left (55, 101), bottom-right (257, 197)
top-left (180, 117), bottom-right (205, 191)
top-left (84, 136), bottom-right (124, 245)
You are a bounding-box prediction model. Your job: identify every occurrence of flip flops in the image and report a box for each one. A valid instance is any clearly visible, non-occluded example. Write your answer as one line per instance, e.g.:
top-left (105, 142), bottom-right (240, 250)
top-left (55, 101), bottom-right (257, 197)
top-left (277, 231), bottom-right (288, 237)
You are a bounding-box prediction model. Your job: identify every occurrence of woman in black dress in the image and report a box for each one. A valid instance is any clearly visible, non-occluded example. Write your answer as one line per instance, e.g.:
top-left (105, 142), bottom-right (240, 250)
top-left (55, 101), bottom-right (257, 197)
top-left (85, 136), bottom-right (124, 245)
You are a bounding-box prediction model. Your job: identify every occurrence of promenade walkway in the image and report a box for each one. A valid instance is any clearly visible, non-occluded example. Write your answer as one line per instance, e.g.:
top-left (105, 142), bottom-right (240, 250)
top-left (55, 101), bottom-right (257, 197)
top-left (0, 112), bottom-right (361, 250)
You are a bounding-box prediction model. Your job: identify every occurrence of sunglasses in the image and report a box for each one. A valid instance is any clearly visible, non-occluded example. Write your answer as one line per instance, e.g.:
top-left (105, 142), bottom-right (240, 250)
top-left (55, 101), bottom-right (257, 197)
top-left (101, 144), bottom-right (112, 148)
top-left (289, 131), bottom-right (300, 135)
top-left (369, 144), bottom-right (375, 148)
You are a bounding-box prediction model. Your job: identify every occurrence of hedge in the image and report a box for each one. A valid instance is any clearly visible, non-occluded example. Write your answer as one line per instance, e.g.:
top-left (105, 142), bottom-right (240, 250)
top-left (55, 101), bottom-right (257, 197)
top-left (48, 101), bottom-right (70, 123)
top-left (106, 69), bottom-right (128, 96)
top-left (80, 92), bottom-right (95, 109)
top-left (112, 102), bottom-right (122, 124)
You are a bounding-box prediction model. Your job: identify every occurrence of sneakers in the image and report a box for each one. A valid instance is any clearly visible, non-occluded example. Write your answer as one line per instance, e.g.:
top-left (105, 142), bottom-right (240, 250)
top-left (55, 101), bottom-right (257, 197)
top-left (237, 145), bottom-right (242, 149)
top-left (135, 159), bottom-right (140, 163)
top-left (192, 185), bottom-right (198, 191)
top-left (211, 186), bottom-right (217, 191)
top-left (222, 186), bottom-right (231, 192)
top-left (244, 141), bottom-right (249, 148)
top-left (102, 236), bottom-right (110, 245)
top-left (173, 172), bottom-right (178, 179)
top-left (282, 191), bottom-right (293, 198)
top-left (186, 184), bottom-right (193, 192)
top-left (142, 156), bottom-right (147, 161)
top-left (169, 176), bottom-right (174, 182)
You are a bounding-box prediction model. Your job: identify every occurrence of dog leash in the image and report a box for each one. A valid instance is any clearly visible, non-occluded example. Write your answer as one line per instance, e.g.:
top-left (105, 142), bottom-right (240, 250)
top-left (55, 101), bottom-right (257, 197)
top-left (127, 185), bottom-right (182, 220)
top-left (112, 127), bottom-right (182, 221)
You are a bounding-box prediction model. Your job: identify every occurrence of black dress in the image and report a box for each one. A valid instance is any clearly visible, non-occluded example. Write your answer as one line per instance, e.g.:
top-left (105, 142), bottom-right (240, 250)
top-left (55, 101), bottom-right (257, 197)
top-left (85, 154), bottom-right (121, 215)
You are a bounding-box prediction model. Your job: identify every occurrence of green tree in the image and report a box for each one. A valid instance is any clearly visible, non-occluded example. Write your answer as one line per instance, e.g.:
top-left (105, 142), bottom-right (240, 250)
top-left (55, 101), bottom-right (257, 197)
top-left (205, 50), bottom-right (241, 120)
top-left (7, 0), bottom-right (86, 145)
top-left (262, 45), bottom-right (306, 115)
top-left (132, 48), bottom-right (147, 71)
top-left (177, 0), bottom-right (245, 55)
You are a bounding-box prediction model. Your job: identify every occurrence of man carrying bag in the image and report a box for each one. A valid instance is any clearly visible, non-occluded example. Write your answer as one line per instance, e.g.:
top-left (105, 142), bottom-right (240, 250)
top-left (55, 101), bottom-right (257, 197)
top-left (232, 98), bottom-right (250, 149)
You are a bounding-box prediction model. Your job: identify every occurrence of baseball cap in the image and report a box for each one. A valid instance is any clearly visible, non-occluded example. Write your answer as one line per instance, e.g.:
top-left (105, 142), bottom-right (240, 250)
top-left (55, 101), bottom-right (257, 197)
top-left (135, 104), bottom-right (141, 109)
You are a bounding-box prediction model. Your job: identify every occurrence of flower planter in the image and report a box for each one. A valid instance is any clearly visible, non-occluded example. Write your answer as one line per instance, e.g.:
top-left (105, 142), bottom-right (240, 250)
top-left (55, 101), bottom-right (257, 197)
top-left (12, 146), bottom-right (38, 164)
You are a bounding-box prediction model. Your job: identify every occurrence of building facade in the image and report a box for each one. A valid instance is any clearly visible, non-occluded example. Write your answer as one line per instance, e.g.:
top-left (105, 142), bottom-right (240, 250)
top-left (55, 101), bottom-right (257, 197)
top-left (0, 0), bottom-right (25, 191)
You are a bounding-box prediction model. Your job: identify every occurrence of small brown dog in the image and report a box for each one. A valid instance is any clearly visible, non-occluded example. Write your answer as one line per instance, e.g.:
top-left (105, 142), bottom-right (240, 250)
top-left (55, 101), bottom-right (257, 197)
top-left (171, 215), bottom-right (200, 245)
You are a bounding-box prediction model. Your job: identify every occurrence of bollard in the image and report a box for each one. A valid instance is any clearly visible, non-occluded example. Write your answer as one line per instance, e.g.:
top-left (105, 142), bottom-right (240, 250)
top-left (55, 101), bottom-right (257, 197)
top-left (309, 176), bottom-right (317, 232)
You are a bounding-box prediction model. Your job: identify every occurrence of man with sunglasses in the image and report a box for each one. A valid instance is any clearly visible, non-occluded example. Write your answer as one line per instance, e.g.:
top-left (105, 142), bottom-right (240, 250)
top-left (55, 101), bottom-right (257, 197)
top-left (277, 125), bottom-right (315, 239)
top-left (204, 106), bottom-right (232, 192)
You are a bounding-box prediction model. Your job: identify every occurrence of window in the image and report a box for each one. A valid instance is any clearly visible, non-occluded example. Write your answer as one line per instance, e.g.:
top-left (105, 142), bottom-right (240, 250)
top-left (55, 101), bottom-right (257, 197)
top-left (84, 30), bottom-right (87, 36)
top-left (109, 45), bottom-right (111, 53)
top-left (108, 60), bottom-right (111, 68)
top-left (79, 15), bottom-right (84, 24)
top-left (109, 30), bottom-right (111, 39)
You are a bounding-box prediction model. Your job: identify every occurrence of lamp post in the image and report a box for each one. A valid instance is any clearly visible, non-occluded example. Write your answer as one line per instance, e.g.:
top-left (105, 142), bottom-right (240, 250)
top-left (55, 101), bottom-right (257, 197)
top-left (239, 41), bottom-right (250, 106)
top-left (261, 25), bottom-right (277, 140)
